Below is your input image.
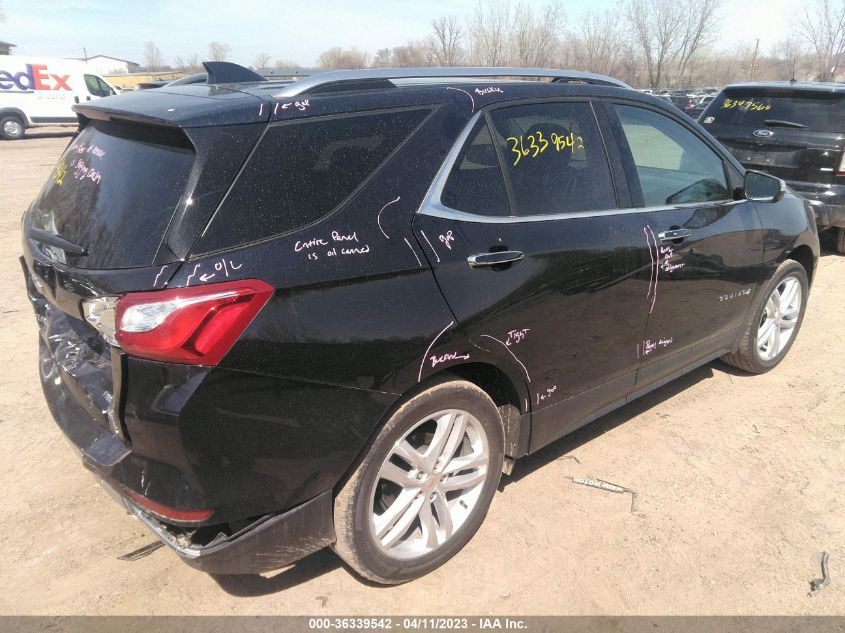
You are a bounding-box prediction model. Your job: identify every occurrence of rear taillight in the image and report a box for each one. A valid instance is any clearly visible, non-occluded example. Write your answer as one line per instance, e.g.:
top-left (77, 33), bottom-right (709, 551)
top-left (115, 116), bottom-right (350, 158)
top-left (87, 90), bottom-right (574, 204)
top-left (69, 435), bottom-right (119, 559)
top-left (125, 488), bottom-right (214, 523)
top-left (83, 279), bottom-right (273, 365)
top-left (837, 151), bottom-right (845, 177)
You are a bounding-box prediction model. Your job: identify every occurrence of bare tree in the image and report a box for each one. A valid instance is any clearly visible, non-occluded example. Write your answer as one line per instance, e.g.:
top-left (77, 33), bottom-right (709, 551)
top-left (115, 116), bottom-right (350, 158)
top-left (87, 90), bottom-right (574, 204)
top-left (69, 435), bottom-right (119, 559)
top-left (429, 15), bottom-right (465, 66)
top-left (586, 9), bottom-right (625, 75)
top-left (317, 46), bottom-right (369, 69)
top-left (770, 38), bottom-right (805, 79)
top-left (626, 0), bottom-right (720, 89)
top-left (173, 54), bottom-right (203, 72)
top-left (626, 0), bottom-right (683, 89)
top-left (0, 1), bottom-right (5, 22)
top-left (673, 0), bottom-right (721, 83)
top-left (794, 0), bottom-right (845, 81)
top-left (469, 0), bottom-right (512, 65)
top-left (565, 8), bottom-right (625, 76)
top-left (252, 51), bottom-right (271, 69)
top-left (274, 58), bottom-right (300, 68)
top-left (390, 41), bottom-right (434, 67)
top-left (207, 41), bottom-right (231, 62)
top-left (372, 48), bottom-right (392, 67)
top-left (510, 2), bottom-right (564, 67)
top-left (185, 54), bottom-right (202, 71)
top-left (144, 41), bottom-right (164, 71)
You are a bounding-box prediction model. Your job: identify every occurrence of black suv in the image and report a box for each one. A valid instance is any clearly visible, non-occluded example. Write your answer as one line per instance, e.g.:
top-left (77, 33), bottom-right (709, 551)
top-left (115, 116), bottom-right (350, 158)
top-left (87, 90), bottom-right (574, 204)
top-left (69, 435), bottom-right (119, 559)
top-left (699, 81), bottom-right (845, 252)
top-left (21, 64), bottom-right (819, 584)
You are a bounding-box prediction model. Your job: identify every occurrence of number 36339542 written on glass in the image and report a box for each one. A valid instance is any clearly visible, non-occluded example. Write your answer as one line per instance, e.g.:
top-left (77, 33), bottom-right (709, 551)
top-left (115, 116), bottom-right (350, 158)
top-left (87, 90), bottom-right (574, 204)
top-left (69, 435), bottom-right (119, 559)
top-left (505, 130), bottom-right (585, 166)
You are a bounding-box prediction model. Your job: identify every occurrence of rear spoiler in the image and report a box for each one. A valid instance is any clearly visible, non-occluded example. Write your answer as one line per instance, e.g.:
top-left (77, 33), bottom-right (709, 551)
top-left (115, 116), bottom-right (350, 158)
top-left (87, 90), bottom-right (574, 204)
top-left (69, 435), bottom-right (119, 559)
top-left (73, 87), bottom-right (272, 129)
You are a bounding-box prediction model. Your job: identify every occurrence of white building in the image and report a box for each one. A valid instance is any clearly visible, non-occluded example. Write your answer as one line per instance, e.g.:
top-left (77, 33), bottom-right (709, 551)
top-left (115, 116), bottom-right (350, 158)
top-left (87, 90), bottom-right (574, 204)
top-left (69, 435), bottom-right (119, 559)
top-left (80, 55), bottom-right (140, 75)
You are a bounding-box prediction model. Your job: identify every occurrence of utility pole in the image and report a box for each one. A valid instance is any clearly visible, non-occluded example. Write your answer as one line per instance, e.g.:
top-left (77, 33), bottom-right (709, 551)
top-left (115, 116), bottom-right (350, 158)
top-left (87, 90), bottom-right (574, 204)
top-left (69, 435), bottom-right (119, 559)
top-left (749, 38), bottom-right (760, 81)
top-left (83, 46), bottom-right (88, 60)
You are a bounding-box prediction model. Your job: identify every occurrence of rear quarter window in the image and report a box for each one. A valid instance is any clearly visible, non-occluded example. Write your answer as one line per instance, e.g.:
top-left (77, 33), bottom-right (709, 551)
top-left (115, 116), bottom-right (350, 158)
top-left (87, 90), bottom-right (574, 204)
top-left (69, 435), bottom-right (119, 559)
top-left (440, 119), bottom-right (510, 216)
top-left (196, 107), bottom-right (432, 253)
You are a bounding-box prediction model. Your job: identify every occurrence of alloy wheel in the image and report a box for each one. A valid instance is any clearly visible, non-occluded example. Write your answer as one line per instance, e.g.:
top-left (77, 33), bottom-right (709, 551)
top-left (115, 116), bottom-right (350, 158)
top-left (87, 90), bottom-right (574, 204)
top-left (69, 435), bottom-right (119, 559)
top-left (368, 408), bottom-right (490, 559)
top-left (756, 275), bottom-right (802, 361)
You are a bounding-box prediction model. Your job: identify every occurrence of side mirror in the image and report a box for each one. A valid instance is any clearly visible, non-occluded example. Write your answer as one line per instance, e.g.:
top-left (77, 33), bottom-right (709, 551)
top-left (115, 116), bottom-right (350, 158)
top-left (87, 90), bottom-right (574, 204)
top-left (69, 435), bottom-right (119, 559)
top-left (744, 170), bottom-right (786, 203)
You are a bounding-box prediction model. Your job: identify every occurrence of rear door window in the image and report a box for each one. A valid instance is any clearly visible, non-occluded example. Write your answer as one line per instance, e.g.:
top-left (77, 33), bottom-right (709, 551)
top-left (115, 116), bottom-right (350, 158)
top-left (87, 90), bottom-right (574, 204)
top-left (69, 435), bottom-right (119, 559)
top-left (486, 102), bottom-right (617, 215)
top-left (32, 121), bottom-right (195, 269)
top-left (196, 107), bottom-right (431, 252)
top-left (615, 104), bottom-right (730, 206)
top-left (703, 88), bottom-right (845, 131)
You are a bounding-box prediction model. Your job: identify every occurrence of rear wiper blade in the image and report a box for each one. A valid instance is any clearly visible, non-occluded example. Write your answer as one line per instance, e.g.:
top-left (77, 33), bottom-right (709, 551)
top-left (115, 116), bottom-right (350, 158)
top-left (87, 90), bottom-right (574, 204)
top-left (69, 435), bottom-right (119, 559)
top-left (26, 227), bottom-right (88, 256)
top-left (763, 119), bottom-right (806, 129)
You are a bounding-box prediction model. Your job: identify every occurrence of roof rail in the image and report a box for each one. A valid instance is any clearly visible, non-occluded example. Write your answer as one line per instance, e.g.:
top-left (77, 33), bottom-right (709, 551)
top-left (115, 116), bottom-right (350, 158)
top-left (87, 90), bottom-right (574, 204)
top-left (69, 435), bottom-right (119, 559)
top-left (271, 67), bottom-right (631, 97)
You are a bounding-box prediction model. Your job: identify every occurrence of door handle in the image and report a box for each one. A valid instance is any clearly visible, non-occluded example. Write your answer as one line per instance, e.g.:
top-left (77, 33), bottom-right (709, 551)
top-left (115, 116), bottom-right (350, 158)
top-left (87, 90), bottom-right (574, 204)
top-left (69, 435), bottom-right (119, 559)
top-left (467, 250), bottom-right (524, 268)
top-left (657, 228), bottom-right (691, 242)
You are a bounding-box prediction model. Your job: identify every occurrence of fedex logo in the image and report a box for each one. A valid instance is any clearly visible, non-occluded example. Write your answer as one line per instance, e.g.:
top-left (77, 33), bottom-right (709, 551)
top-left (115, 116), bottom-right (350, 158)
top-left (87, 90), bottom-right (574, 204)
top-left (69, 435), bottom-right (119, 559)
top-left (0, 64), bottom-right (71, 92)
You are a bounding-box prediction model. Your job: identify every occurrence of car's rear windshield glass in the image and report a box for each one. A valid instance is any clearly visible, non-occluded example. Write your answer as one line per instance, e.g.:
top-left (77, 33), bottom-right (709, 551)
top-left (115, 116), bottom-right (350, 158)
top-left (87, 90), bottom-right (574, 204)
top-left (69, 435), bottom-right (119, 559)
top-left (704, 88), bottom-right (845, 131)
top-left (195, 107), bottom-right (431, 253)
top-left (31, 120), bottom-right (195, 269)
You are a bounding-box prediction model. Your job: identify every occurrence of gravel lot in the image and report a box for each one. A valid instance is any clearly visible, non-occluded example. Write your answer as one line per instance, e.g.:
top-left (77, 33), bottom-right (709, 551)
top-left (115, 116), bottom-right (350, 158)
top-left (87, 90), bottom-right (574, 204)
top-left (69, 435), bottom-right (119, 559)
top-left (1, 128), bottom-right (842, 615)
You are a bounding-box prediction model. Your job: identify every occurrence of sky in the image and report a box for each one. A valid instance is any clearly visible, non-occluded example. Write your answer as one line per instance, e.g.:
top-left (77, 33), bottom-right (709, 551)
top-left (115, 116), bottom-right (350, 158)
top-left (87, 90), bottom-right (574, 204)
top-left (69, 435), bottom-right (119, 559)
top-left (1, 0), bottom-right (798, 68)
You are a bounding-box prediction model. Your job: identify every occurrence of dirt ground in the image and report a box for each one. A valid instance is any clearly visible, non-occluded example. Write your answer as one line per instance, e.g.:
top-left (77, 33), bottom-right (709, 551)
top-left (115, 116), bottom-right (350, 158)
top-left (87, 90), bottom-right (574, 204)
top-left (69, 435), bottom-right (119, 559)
top-left (0, 128), bottom-right (842, 616)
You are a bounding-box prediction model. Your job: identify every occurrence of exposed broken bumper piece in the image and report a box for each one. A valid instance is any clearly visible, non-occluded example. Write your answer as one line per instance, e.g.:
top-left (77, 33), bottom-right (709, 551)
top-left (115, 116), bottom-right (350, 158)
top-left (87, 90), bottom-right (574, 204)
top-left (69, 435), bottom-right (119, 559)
top-left (101, 480), bottom-right (336, 574)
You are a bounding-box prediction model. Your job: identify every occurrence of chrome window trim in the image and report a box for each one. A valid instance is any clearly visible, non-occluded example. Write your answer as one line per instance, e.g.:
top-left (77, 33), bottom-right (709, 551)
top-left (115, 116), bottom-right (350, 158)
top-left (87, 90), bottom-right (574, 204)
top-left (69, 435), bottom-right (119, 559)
top-left (417, 109), bottom-right (740, 225)
top-left (421, 199), bottom-right (743, 224)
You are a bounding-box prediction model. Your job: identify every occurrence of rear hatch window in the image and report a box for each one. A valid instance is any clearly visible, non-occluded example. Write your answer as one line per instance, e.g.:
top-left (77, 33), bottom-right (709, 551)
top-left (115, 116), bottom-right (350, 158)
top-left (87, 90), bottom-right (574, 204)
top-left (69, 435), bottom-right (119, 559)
top-left (704, 88), bottom-right (844, 131)
top-left (30, 120), bottom-right (195, 269)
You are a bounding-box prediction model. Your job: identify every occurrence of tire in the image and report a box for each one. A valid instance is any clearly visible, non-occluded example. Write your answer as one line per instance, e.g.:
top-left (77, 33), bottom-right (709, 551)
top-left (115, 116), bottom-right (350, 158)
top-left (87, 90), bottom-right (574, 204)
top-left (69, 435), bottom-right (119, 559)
top-left (333, 379), bottom-right (504, 584)
top-left (0, 115), bottom-right (25, 140)
top-left (722, 259), bottom-right (809, 374)
top-left (837, 227), bottom-right (845, 255)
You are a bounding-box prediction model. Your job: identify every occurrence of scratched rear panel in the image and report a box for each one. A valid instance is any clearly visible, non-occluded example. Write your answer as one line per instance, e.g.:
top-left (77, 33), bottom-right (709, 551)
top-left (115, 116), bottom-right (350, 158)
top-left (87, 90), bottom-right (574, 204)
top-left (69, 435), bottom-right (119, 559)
top-left (24, 120), bottom-right (202, 442)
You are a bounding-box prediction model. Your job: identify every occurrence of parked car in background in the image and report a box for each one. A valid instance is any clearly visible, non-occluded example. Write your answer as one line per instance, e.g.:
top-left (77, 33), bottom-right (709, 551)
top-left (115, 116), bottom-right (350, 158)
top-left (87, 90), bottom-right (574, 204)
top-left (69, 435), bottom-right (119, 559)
top-left (21, 64), bottom-right (819, 585)
top-left (700, 82), bottom-right (845, 252)
top-left (0, 56), bottom-right (117, 139)
top-left (669, 94), bottom-right (701, 116)
top-left (164, 73), bottom-right (209, 87)
top-left (688, 95), bottom-right (715, 119)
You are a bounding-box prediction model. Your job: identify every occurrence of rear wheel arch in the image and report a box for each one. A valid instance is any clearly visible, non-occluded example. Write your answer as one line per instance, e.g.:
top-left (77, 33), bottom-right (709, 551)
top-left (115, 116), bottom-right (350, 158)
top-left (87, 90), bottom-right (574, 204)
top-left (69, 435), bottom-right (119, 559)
top-left (444, 362), bottom-right (529, 460)
top-left (336, 361), bottom-right (527, 496)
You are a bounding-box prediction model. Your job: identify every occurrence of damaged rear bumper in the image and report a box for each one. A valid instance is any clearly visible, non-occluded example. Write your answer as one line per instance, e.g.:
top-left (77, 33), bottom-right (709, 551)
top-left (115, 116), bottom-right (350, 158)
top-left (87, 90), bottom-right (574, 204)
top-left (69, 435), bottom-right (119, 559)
top-left (101, 479), bottom-right (336, 574)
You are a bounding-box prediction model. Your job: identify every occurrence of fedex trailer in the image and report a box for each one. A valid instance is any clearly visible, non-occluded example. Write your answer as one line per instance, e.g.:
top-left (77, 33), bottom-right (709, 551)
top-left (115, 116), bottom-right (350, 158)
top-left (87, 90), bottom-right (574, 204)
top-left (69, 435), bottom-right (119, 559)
top-left (0, 57), bottom-right (117, 139)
